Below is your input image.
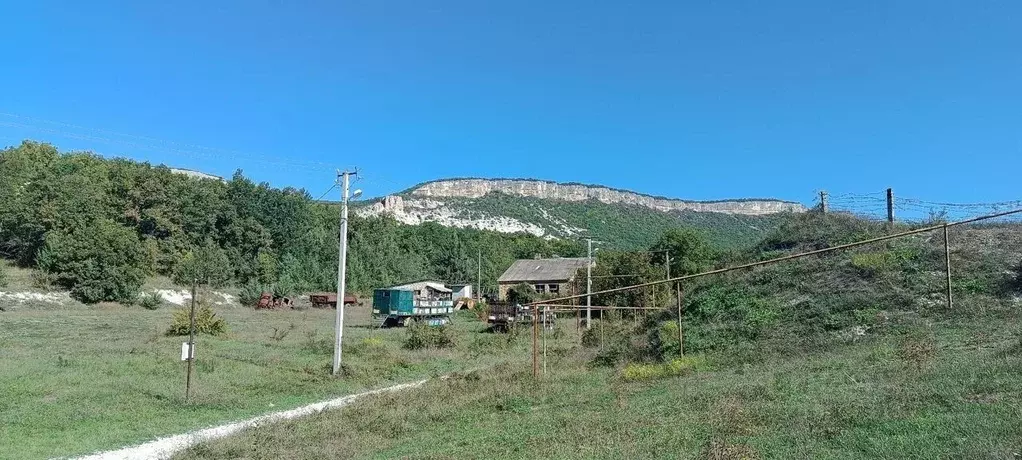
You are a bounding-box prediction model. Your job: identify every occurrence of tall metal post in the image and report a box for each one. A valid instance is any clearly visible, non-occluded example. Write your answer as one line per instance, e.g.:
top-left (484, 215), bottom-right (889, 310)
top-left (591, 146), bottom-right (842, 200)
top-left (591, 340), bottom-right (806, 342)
top-left (185, 280), bottom-right (197, 400)
top-left (586, 238), bottom-right (592, 329)
top-left (944, 224), bottom-right (953, 309)
top-left (477, 249), bottom-right (482, 301)
top-left (820, 190), bottom-right (828, 213)
top-left (332, 171), bottom-right (353, 375)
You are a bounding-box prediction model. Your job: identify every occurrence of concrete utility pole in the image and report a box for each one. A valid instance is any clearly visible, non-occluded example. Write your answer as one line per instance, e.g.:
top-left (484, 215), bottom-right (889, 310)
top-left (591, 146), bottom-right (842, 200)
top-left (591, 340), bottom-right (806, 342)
top-left (333, 170), bottom-right (359, 376)
top-left (586, 238), bottom-right (593, 329)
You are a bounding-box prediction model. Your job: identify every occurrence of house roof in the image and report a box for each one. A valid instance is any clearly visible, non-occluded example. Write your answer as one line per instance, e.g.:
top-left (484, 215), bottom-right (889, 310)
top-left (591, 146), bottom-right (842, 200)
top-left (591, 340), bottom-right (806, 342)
top-left (497, 258), bottom-right (590, 283)
top-left (388, 281), bottom-right (452, 293)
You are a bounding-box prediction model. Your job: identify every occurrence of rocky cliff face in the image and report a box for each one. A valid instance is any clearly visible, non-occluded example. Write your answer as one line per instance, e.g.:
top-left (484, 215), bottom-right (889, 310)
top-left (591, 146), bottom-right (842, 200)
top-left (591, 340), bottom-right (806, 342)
top-left (409, 179), bottom-right (805, 215)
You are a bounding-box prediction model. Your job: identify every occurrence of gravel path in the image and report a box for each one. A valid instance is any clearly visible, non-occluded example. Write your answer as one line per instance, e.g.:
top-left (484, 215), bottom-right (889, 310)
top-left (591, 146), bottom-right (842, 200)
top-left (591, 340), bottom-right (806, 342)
top-left (72, 379), bottom-right (428, 460)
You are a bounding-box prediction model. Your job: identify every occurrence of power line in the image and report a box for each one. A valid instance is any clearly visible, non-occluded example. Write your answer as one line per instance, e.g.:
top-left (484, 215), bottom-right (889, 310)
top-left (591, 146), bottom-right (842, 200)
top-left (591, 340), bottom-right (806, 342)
top-left (0, 112), bottom-right (335, 172)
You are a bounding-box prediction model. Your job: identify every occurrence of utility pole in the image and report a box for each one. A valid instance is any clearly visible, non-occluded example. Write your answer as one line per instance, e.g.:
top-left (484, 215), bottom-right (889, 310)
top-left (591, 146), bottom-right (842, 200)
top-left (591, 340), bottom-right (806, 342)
top-left (820, 190), bottom-right (829, 213)
top-left (586, 238), bottom-right (593, 329)
top-left (333, 170), bottom-right (359, 376)
top-left (887, 188), bottom-right (895, 224)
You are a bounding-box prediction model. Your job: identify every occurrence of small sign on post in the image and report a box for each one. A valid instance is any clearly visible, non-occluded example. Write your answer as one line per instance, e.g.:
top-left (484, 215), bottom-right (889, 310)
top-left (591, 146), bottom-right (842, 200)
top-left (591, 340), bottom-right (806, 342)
top-left (180, 342), bottom-right (194, 361)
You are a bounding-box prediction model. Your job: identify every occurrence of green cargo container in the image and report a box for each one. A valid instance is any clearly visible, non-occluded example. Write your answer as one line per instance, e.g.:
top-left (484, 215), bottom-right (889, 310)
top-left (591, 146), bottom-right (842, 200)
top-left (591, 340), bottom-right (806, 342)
top-left (373, 289), bottom-right (414, 316)
top-left (372, 288), bottom-right (453, 327)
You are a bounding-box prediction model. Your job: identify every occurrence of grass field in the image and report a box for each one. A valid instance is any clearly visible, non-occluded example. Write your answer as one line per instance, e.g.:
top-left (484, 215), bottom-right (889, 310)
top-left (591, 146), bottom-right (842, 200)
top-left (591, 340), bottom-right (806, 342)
top-left (0, 297), bottom-right (529, 459)
top-left (175, 312), bottom-right (1022, 460)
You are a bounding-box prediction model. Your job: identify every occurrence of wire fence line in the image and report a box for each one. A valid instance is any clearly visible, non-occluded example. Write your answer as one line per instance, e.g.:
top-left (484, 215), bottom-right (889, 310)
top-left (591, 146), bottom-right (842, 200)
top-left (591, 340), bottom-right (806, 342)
top-left (815, 189), bottom-right (1022, 224)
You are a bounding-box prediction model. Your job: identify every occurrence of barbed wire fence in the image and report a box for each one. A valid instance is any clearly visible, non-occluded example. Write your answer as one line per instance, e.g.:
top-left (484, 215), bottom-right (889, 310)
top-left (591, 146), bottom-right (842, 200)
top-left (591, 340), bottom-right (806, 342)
top-left (815, 189), bottom-right (1022, 224)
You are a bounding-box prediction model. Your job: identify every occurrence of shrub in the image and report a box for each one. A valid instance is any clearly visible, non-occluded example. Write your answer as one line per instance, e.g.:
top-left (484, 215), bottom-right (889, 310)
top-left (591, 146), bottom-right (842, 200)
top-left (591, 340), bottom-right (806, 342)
top-left (138, 292), bottom-right (163, 310)
top-left (621, 355), bottom-right (707, 381)
top-left (166, 304), bottom-right (228, 336)
top-left (403, 322), bottom-right (454, 350)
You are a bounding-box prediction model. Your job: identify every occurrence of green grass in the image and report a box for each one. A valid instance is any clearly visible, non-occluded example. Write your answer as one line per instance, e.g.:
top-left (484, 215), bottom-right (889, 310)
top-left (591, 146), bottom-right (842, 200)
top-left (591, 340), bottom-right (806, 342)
top-left (175, 313), bottom-right (1022, 459)
top-left (0, 305), bottom-right (525, 459)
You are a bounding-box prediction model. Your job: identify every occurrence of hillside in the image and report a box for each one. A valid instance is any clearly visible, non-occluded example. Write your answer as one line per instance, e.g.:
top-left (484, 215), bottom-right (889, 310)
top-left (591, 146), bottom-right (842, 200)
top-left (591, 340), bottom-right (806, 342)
top-left (0, 141), bottom-right (583, 303)
top-left (357, 178), bottom-right (805, 249)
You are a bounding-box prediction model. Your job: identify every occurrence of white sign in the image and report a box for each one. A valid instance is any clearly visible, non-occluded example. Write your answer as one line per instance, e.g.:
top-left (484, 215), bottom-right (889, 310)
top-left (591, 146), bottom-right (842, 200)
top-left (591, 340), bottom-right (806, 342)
top-left (181, 342), bottom-right (194, 361)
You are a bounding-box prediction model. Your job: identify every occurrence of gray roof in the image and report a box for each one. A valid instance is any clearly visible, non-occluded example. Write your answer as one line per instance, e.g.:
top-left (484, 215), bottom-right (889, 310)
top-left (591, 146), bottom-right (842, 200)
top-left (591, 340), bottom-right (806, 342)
top-left (388, 281), bottom-right (452, 293)
top-left (497, 258), bottom-right (590, 283)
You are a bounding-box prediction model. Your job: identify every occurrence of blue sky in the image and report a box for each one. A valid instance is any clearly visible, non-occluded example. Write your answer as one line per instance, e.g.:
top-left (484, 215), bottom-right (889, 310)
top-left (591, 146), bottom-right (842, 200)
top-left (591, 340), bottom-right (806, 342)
top-left (1, 1), bottom-right (1020, 207)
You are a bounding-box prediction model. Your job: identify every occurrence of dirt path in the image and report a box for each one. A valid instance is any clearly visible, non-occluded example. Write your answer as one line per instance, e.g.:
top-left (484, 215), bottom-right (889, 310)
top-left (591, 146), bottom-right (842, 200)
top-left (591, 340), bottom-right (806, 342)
top-left (71, 379), bottom-right (428, 460)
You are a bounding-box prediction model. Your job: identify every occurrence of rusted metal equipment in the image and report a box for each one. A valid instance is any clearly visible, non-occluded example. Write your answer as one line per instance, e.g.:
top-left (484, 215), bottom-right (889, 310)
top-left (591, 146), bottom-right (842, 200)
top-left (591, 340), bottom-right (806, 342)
top-left (487, 302), bottom-right (554, 331)
top-left (255, 292), bottom-right (293, 309)
top-left (309, 292), bottom-right (357, 309)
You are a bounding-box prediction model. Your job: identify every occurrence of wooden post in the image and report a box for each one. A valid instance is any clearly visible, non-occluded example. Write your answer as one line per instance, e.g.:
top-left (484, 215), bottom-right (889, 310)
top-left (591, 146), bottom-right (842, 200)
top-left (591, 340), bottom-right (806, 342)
top-left (820, 191), bottom-right (828, 213)
top-left (677, 283), bottom-right (684, 357)
top-left (887, 188), bottom-right (895, 224)
top-left (944, 224), bottom-right (953, 309)
top-left (185, 280), bottom-right (197, 401)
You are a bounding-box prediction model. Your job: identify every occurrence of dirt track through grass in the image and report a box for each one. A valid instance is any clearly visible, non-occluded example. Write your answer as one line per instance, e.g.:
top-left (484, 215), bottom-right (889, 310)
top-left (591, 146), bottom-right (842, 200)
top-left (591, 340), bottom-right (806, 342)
top-left (0, 305), bottom-right (521, 459)
top-left (176, 315), bottom-right (1022, 460)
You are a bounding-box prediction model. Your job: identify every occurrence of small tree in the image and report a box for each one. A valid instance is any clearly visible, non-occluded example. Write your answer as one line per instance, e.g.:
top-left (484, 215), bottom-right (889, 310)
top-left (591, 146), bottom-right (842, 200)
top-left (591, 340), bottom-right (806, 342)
top-left (506, 283), bottom-right (538, 305)
top-left (37, 219), bottom-right (149, 303)
top-left (649, 228), bottom-right (715, 277)
top-left (173, 242), bottom-right (232, 287)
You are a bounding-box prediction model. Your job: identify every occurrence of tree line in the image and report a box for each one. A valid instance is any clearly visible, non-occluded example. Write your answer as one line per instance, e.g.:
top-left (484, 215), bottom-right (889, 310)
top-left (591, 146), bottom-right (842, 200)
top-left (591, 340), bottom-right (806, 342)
top-left (0, 141), bottom-right (584, 303)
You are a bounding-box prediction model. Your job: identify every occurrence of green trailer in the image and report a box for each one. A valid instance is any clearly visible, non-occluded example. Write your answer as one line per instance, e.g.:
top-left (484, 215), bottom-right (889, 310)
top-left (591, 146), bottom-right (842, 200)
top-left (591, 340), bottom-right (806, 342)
top-left (372, 284), bottom-right (454, 327)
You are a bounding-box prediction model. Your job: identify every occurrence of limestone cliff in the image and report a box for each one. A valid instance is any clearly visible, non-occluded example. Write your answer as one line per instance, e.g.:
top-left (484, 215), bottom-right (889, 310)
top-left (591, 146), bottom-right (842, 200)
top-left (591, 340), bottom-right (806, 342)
top-left (407, 179), bottom-right (804, 215)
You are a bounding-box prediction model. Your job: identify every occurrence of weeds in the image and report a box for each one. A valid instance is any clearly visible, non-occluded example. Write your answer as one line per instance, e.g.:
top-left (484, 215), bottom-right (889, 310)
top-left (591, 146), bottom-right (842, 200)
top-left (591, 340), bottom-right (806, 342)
top-left (403, 322), bottom-right (455, 350)
top-left (270, 322), bottom-right (296, 341)
top-left (621, 355), bottom-right (707, 381)
top-left (138, 292), bottom-right (163, 310)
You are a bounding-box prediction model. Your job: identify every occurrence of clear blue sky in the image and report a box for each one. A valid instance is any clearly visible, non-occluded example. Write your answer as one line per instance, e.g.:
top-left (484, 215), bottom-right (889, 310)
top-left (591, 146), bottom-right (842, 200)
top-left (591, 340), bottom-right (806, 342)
top-left (1, 1), bottom-right (1019, 206)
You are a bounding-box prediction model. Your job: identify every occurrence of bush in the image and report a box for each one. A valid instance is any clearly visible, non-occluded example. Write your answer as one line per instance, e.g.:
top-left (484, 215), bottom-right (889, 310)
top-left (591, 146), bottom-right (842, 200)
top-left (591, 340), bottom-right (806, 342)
top-left (36, 219), bottom-right (149, 303)
top-left (403, 322), bottom-right (455, 350)
top-left (138, 292), bottom-right (163, 310)
top-left (621, 355), bottom-right (707, 381)
top-left (166, 304), bottom-right (228, 336)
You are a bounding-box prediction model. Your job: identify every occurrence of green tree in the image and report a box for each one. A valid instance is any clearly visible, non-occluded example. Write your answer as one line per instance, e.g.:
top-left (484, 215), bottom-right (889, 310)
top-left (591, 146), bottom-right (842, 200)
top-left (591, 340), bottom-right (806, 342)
top-left (173, 242), bottom-right (232, 287)
top-left (36, 218), bottom-right (150, 303)
top-left (649, 228), bottom-right (715, 277)
top-left (506, 283), bottom-right (538, 305)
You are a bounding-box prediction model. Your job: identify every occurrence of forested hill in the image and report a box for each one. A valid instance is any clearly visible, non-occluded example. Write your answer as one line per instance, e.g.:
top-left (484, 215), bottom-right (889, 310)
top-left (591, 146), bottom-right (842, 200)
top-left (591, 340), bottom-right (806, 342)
top-left (0, 141), bottom-right (583, 303)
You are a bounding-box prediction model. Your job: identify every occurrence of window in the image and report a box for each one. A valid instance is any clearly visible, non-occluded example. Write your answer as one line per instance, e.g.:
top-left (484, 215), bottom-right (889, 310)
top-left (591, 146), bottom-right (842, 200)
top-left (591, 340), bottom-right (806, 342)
top-left (548, 284), bottom-right (560, 294)
top-left (534, 284), bottom-right (545, 293)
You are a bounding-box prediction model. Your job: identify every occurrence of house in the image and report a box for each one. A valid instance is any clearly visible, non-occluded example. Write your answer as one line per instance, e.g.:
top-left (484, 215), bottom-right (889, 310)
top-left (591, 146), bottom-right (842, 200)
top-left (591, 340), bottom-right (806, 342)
top-left (387, 281), bottom-right (453, 300)
top-left (496, 257), bottom-right (591, 301)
